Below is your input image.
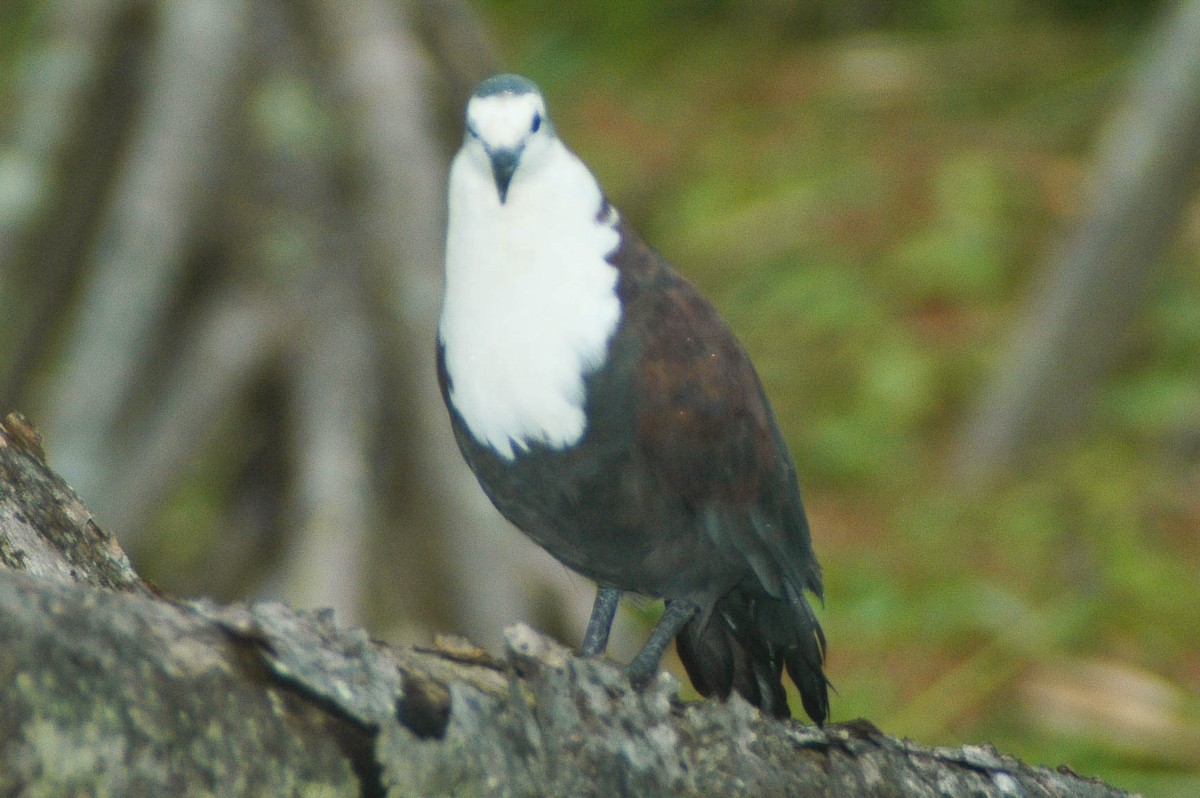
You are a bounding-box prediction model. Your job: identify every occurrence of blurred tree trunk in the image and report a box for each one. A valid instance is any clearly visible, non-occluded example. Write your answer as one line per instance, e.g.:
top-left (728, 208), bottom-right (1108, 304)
top-left (953, 0), bottom-right (1200, 483)
top-left (298, 0), bottom-right (541, 646)
top-left (42, 0), bottom-right (252, 511)
top-left (0, 0), bottom-right (588, 653)
top-left (0, 414), bottom-right (1133, 797)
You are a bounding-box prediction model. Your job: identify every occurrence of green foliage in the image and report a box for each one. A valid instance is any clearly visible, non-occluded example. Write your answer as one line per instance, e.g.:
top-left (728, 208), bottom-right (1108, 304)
top-left (478, 1), bottom-right (1198, 792)
top-left (0, 0), bottom-right (41, 105)
top-left (891, 153), bottom-right (1016, 303)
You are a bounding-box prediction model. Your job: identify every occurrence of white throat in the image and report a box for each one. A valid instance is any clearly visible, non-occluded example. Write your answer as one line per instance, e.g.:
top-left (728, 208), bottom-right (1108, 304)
top-left (439, 138), bottom-right (622, 460)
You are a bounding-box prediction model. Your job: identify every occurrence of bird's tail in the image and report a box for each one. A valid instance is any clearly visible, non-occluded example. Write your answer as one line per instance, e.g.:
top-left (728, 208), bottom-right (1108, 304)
top-left (675, 585), bottom-right (828, 723)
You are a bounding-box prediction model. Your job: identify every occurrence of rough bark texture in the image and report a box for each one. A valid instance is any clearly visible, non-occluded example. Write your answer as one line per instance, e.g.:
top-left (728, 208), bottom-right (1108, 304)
top-left (0, 413), bottom-right (1134, 797)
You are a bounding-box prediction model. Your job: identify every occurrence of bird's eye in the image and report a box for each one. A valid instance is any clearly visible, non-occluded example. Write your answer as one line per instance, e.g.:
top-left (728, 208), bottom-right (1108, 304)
top-left (531, 113), bottom-right (541, 133)
top-left (466, 123), bottom-right (480, 139)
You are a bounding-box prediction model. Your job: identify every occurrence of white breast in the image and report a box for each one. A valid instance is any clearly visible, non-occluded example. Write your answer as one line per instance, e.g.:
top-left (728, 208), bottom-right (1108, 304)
top-left (439, 140), bottom-right (622, 460)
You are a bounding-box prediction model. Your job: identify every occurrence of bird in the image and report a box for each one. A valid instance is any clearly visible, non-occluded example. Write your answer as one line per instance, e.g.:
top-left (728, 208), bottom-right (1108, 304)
top-left (436, 73), bottom-right (829, 724)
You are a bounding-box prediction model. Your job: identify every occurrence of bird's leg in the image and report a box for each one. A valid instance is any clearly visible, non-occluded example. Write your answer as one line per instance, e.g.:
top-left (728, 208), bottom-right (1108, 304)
top-left (580, 586), bottom-right (622, 657)
top-left (626, 599), bottom-right (699, 688)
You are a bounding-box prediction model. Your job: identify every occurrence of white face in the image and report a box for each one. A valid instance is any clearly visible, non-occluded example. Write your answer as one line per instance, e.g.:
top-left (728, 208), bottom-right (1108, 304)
top-left (466, 91), bottom-right (546, 150)
top-left (462, 91), bottom-right (555, 194)
top-left (442, 82), bottom-right (622, 460)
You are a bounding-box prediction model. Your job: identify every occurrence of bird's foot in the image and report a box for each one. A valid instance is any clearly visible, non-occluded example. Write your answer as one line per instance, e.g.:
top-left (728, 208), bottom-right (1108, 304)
top-left (579, 586), bottom-right (621, 657)
top-left (625, 599), bottom-right (698, 687)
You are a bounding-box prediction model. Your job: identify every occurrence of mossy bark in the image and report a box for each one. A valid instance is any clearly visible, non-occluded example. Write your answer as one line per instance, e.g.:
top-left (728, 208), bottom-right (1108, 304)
top-left (0, 414), bottom-right (1133, 797)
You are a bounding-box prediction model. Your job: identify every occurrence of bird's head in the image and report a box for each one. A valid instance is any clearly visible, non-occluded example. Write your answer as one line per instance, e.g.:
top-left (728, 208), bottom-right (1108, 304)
top-left (461, 74), bottom-right (557, 205)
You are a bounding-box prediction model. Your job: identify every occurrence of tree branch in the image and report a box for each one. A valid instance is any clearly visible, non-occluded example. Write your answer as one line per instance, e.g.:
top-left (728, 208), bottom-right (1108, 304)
top-left (0, 413), bottom-right (1132, 797)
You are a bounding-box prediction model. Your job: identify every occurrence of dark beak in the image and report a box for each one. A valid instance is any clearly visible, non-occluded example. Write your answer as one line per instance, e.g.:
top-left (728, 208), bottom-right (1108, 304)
top-left (488, 147), bottom-right (521, 204)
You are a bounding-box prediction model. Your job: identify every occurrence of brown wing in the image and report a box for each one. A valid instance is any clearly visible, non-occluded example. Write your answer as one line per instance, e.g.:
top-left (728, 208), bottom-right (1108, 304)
top-left (610, 222), bottom-right (822, 601)
top-left (632, 278), bottom-right (779, 505)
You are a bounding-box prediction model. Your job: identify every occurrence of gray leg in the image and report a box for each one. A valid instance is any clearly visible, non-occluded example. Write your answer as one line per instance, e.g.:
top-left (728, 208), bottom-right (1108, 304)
top-left (580, 586), bottom-right (621, 657)
top-left (627, 599), bottom-right (698, 687)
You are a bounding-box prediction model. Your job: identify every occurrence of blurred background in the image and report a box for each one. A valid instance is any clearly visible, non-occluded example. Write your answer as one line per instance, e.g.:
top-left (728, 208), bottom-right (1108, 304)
top-left (2, 0), bottom-right (1198, 793)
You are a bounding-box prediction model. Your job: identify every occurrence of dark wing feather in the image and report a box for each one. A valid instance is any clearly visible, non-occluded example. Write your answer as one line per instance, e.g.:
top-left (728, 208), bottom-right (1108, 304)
top-left (610, 221), bottom-right (822, 600)
top-left (609, 220), bottom-right (828, 723)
